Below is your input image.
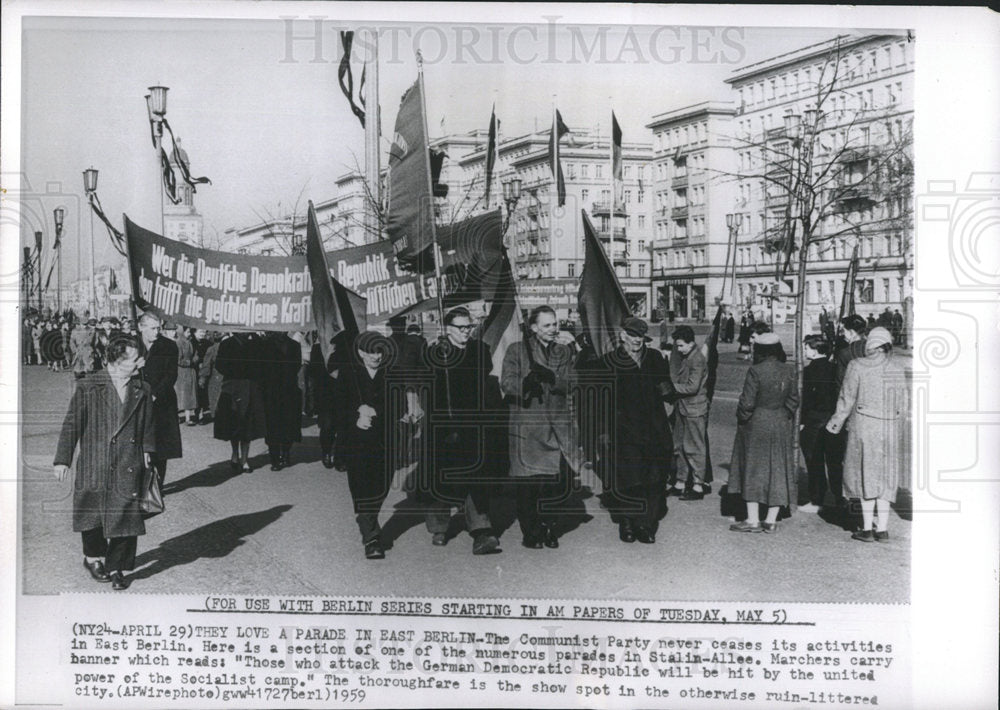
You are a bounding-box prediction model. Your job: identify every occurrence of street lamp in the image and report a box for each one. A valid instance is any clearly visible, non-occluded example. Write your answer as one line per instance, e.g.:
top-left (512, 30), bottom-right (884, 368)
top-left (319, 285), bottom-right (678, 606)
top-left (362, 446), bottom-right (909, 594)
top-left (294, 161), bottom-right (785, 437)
top-left (34, 231), bottom-right (43, 313)
top-left (723, 212), bottom-right (744, 308)
top-left (83, 167), bottom-right (99, 317)
top-left (501, 177), bottom-right (522, 236)
top-left (53, 207), bottom-right (65, 314)
top-left (146, 85), bottom-right (169, 234)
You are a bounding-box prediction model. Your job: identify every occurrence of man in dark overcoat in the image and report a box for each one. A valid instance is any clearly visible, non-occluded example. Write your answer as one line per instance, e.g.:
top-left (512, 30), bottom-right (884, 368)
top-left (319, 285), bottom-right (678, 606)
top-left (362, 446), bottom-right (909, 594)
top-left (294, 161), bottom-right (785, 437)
top-left (53, 334), bottom-right (156, 590)
top-left (599, 317), bottom-right (676, 544)
top-left (137, 312), bottom-right (181, 487)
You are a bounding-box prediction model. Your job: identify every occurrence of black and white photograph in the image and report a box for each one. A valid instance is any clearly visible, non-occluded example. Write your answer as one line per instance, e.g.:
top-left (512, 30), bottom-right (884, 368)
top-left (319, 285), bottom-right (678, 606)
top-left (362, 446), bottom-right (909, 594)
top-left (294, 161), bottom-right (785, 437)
top-left (2, 3), bottom-right (998, 709)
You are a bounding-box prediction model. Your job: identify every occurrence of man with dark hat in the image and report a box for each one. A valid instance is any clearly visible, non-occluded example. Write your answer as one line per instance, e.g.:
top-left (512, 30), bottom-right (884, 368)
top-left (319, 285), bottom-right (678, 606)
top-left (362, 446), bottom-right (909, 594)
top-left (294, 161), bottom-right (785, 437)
top-left (598, 317), bottom-right (676, 544)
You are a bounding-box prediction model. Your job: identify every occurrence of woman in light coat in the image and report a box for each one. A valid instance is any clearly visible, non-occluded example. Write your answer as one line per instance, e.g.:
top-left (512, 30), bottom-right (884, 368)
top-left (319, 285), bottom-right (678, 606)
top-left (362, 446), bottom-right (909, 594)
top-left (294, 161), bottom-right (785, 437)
top-left (826, 327), bottom-right (906, 542)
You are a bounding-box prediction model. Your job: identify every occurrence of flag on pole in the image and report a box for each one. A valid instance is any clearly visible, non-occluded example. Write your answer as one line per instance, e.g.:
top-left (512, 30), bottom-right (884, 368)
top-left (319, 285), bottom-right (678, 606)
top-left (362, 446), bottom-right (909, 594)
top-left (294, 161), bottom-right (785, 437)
top-left (160, 148), bottom-right (181, 204)
top-left (109, 267), bottom-right (119, 294)
top-left (705, 305), bottom-right (723, 403)
top-left (306, 201), bottom-right (367, 363)
top-left (478, 253), bottom-right (522, 377)
top-left (578, 210), bottom-right (629, 357)
top-left (484, 104), bottom-right (498, 206)
top-left (429, 149), bottom-right (449, 197)
top-left (160, 120), bottom-right (212, 190)
top-left (611, 111), bottom-right (623, 197)
top-left (338, 31), bottom-right (366, 128)
top-left (385, 79), bottom-right (435, 260)
top-left (548, 109), bottom-right (570, 207)
top-left (839, 243), bottom-right (860, 321)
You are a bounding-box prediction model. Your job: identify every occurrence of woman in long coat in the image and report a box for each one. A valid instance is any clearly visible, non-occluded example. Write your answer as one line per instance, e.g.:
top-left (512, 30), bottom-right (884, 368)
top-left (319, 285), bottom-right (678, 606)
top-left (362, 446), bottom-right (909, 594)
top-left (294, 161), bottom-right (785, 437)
top-left (825, 327), bottom-right (906, 542)
top-left (197, 333), bottom-right (223, 424)
top-left (213, 332), bottom-right (267, 473)
top-left (728, 333), bottom-right (799, 533)
top-left (259, 331), bottom-right (303, 470)
top-left (174, 327), bottom-right (199, 424)
top-left (53, 336), bottom-right (156, 589)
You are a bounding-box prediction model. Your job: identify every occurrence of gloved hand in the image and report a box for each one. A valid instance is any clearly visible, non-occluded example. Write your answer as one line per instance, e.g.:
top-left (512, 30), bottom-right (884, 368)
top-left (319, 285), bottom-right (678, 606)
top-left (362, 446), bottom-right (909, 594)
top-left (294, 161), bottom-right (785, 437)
top-left (530, 363), bottom-right (556, 386)
top-left (521, 371), bottom-right (544, 405)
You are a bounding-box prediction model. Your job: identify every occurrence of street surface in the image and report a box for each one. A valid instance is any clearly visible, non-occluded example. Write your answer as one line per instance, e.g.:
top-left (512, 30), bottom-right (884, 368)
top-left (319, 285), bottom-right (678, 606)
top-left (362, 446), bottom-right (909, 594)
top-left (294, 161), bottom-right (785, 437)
top-left (18, 336), bottom-right (910, 603)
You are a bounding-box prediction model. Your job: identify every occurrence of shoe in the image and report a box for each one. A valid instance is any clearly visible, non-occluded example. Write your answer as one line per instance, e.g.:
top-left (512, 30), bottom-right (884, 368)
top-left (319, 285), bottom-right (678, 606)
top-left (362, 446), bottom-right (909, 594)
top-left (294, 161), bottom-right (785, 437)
top-left (187, 420), bottom-right (198, 427)
top-left (230, 459), bottom-right (240, 472)
top-left (364, 540), bottom-right (385, 560)
top-left (798, 503), bottom-right (820, 513)
top-left (666, 485), bottom-right (686, 498)
top-left (635, 527), bottom-right (656, 544)
top-left (472, 533), bottom-right (501, 555)
top-left (322, 454), bottom-right (335, 469)
top-left (521, 535), bottom-right (544, 550)
top-left (109, 571), bottom-right (131, 590)
top-left (431, 533), bottom-right (448, 547)
top-left (619, 521), bottom-right (636, 543)
top-left (541, 526), bottom-right (559, 549)
top-left (874, 529), bottom-right (889, 542)
top-left (729, 521), bottom-right (763, 533)
top-left (270, 462), bottom-right (282, 472)
top-left (241, 462), bottom-right (253, 474)
top-left (851, 529), bottom-right (875, 542)
top-left (762, 522), bottom-right (778, 534)
top-left (680, 487), bottom-right (705, 501)
top-left (83, 559), bottom-right (111, 583)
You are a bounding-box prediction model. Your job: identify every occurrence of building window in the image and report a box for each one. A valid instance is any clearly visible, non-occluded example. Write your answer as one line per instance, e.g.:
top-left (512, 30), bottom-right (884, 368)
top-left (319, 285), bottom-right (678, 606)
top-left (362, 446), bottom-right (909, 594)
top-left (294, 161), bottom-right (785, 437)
top-left (625, 190), bottom-right (632, 204)
top-left (581, 164), bottom-right (589, 178)
top-left (638, 239), bottom-right (646, 251)
top-left (596, 164), bottom-right (603, 179)
top-left (882, 278), bottom-right (891, 302)
top-left (639, 263), bottom-right (646, 277)
top-left (637, 190), bottom-right (644, 204)
top-left (638, 215), bottom-right (645, 228)
top-left (581, 189), bottom-right (589, 203)
top-left (568, 263), bottom-right (575, 277)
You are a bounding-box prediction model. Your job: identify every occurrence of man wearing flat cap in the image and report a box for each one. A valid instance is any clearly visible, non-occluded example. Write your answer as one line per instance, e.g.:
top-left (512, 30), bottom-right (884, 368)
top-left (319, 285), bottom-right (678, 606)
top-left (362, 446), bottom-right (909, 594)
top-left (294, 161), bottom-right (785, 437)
top-left (597, 317), bottom-right (677, 544)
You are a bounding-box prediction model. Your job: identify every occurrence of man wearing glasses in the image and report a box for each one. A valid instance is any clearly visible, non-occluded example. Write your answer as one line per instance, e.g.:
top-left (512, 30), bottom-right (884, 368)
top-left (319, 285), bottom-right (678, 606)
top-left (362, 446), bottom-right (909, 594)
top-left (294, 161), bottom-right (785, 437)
top-left (416, 306), bottom-right (503, 555)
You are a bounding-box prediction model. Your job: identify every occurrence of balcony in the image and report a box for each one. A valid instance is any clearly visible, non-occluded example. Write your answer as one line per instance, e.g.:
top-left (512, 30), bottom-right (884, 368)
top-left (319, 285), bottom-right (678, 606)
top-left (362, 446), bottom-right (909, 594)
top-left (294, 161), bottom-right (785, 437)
top-left (671, 205), bottom-right (689, 220)
top-left (671, 174), bottom-right (688, 189)
top-left (526, 226), bottom-right (550, 240)
top-left (838, 145), bottom-right (881, 164)
top-left (597, 228), bottom-right (627, 240)
top-left (764, 190), bottom-right (790, 207)
top-left (591, 201), bottom-right (627, 217)
top-left (612, 249), bottom-right (629, 266)
top-left (834, 183), bottom-right (877, 208)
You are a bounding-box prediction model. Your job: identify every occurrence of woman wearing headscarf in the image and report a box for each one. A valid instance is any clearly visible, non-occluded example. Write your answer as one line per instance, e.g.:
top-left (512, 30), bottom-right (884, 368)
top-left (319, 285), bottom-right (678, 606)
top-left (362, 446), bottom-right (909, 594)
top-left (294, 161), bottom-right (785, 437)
top-left (728, 332), bottom-right (799, 533)
top-left (825, 327), bottom-right (906, 542)
top-left (213, 332), bottom-right (267, 473)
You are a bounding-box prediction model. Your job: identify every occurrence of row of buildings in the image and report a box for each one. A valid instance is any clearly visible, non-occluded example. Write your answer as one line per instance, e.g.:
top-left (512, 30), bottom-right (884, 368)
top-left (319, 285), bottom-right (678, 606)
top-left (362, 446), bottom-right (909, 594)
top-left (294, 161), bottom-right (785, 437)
top-left (219, 32), bottom-right (914, 328)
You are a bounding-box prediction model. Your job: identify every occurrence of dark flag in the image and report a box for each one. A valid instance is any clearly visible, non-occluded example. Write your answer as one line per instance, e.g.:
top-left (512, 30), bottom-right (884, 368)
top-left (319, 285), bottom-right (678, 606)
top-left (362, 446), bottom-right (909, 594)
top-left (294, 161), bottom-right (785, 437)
top-left (109, 267), bottom-right (119, 294)
top-left (338, 31), bottom-right (366, 128)
top-left (306, 201), bottom-right (367, 363)
top-left (429, 149), bottom-right (449, 198)
top-left (705, 305), bottom-right (723, 402)
top-left (385, 79), bottom-right (435, 260)
top-left (484, 104), bottom-right (497, 206)
top-left (839, 243), bottom-right (860, 320)
top-left (478, 253), bottom-right (522, 377)
top-left (160, 148), bottom-right (181, 204)
top-left (88, 193), bottom-right (127, 257)
top-left (160, 119), bottom-right (212, 190)
top-left (548, 109), bottom-right (570, 207)
top-left (578, 210), bottom-right (628, 357)
top-left (611, 111), bottom-right (623, 188)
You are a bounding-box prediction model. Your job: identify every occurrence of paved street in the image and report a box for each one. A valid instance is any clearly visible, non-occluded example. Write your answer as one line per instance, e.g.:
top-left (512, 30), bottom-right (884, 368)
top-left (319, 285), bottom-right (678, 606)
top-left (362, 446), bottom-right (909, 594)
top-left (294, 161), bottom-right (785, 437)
top-left (18, 341), bottom-right (910, 603)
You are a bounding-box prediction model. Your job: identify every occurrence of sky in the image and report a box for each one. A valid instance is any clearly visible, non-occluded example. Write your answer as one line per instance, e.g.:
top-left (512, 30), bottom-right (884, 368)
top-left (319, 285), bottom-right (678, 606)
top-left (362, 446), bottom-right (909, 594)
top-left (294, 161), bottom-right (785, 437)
top-left (17, 14), bottom-right (861, 279)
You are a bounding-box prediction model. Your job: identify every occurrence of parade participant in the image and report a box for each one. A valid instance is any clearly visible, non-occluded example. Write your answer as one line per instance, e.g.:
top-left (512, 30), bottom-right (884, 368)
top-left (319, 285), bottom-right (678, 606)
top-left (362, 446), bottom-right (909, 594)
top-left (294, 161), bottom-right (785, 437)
top-left (334, 331), bottom-right (395, 559)
top-left (174, 326), bottom-right (200, 426)
top-left (737, 312), bottom-right (753, 358)
top-left (197, 332), bottom-right (223, 425)
top-left (420, 306), bottom-right (502, 555)
top-left (31, 319), bottom-right (44, 367)
top-left (826, 327), bottom-right (906, 542)
top-left (53, 334), bottom-right (156, 590)
top-left (60, 318), bottom-right (72, 371)
top-left (22, 316), bottom-right (35, 365)
top-left (191, 328), bottom-right (212, 422)
top-left (500, 306), bottom-right (587, 550)
top-left (307, 333), bottom-right (340, 469)
top-left (827, 313), bottom-right (868, 526)
top-left (891, 308), bottom-right (905, 347)
top-left (668, 325), bottom-right (710, 501)
top-left (387, 316), bottom-right (429, 474)
top-left (213, 331), bottom-right (267, 473)
top-left (41, 321), bottom-right (64, 372)
top-left (137, 313), bottom-right (182, 487)
top-left (728, 333), bottom-right (799, 533)
top-left (70, 317), bottom-right (97, 379)
top-left (260, 331), bottom-right (303, 471)
top-left (799, 335), bottom-right (839, 512)
top-left (599, 317), bottom-right (676, 544)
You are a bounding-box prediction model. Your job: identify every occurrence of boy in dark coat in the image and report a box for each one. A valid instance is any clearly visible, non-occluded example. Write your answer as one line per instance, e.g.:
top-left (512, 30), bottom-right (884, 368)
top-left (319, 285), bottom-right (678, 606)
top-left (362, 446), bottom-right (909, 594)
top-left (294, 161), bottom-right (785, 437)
top-left (53, 335), bottom-right (156, 590)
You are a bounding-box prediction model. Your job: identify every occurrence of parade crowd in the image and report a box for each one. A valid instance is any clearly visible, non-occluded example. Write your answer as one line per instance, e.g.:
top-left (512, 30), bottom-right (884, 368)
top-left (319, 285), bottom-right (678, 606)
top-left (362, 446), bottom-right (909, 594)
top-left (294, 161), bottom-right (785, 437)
top-left (46, 305), bottom-right (908, 589)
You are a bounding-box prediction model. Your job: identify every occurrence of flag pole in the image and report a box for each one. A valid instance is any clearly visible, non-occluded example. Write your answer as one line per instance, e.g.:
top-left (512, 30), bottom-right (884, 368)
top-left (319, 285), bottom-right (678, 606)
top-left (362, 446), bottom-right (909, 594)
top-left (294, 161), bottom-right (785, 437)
top-left (609, 105), bottom-right (615, 266)
top-left (550, 97), bottom-right (557, 261)
top-left (364, 29), bottom-right (380, 241)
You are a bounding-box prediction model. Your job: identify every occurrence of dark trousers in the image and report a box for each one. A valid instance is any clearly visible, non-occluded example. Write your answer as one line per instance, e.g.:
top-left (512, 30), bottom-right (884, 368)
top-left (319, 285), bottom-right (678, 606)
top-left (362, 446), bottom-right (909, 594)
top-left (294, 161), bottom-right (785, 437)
top-left (515, 470), bottom-right (566, 539)
top-left (346, 453), bottom-right (390, 543)
top-left (268, 443), bottom-right (292, 465)
top-left (608, 484), bottom-right (665, 532)
top-left (800, 423), bottom-right (842, 505)
top-left (81, 527), bottom-right (137, 572)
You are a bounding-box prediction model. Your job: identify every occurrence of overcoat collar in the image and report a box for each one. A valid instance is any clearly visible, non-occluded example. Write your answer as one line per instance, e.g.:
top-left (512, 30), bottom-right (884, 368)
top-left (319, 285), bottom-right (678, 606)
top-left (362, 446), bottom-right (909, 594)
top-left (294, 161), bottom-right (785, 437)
top-left (91, 369), bottom-right (147, 437)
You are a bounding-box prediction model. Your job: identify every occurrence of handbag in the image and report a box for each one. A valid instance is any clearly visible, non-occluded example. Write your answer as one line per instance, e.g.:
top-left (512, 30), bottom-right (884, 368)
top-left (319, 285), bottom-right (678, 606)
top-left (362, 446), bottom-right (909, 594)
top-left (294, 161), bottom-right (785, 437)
top-left (138, 465), bottom-right (165, 517)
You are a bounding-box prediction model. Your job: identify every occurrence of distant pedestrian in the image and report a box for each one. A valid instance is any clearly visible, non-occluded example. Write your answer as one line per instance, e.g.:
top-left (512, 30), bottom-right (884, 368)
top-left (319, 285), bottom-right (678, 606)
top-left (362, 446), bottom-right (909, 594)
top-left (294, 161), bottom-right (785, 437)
top-left (826, 327), bottom-right (906, 542)
top-left (723, 311), bottom-right (736, 344)
top-left (174, 327), bottom-right (199, 426)
top-left (799, 335), bottom-right (839, 511)
top-left (53, 334), bottom-right (156, 590)
top-left (728, 333), bottom-right (799, 533)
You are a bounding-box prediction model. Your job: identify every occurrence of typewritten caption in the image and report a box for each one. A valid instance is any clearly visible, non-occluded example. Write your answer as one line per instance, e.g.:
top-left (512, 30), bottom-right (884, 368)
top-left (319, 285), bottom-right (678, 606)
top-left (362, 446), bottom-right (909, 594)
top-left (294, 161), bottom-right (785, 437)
top-left (61, 596), bottom-right (907, 707)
